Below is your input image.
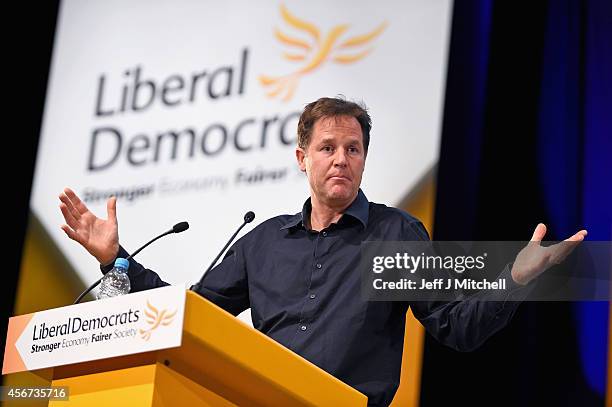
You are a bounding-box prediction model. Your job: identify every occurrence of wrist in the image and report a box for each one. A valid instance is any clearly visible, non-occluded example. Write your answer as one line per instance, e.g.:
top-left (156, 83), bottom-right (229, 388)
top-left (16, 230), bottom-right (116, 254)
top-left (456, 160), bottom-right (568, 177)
top-left (510, 268), bottom-right (530, 286)
top-left (98, 245), bottom-right (120, 266)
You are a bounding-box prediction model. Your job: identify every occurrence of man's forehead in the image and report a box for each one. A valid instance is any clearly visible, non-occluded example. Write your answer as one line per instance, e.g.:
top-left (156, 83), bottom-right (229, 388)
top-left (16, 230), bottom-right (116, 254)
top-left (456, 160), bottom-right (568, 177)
top-left (315, 115), bottom-right (360, 128)
top-left (313, 115), bottom-right (362, 138)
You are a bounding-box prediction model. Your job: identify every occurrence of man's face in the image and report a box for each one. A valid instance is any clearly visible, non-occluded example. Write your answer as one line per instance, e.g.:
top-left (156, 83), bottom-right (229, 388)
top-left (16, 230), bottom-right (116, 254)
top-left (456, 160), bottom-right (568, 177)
top-left (296, 115), bottom-right (366, 207)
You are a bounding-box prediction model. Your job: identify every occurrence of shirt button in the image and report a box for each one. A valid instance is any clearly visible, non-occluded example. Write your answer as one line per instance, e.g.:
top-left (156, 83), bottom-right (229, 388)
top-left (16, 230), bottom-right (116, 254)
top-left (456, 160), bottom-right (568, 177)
top-left (316, 263), bottom-right (322, 269)
top-left (300, 325), bottom-right (307, 331)
top-left (322, 231), bottom-right (328, 237)
top-left (309, 294), bottom-right (316, 299)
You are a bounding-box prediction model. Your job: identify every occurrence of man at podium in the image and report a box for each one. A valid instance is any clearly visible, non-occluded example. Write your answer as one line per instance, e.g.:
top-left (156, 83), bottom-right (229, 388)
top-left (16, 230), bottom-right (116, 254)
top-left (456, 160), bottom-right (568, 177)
top-left (59, 97), bottom-right (586, 406)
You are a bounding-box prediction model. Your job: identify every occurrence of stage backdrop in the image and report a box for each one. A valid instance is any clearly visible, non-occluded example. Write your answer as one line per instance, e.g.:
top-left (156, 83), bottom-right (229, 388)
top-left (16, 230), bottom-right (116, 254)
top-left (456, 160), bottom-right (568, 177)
top-left (30, 0), bottom-right (452, 312)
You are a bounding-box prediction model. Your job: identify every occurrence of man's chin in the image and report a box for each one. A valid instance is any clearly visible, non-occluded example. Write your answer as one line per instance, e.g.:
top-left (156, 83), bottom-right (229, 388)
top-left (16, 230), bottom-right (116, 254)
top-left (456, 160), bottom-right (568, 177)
top-left (326, 187), bottom-right (357, 204)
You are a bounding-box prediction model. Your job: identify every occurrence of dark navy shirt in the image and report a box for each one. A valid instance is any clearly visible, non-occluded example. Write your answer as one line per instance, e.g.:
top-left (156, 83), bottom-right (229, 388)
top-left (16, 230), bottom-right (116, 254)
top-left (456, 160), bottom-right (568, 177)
top-left (110, 190), bottom-right (529, 406)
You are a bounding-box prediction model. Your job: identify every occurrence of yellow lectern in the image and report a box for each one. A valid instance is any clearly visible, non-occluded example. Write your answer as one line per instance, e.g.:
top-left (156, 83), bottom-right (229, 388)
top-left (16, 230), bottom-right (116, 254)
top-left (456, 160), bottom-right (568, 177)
top-left (7, 291), bottom-right (367, 406)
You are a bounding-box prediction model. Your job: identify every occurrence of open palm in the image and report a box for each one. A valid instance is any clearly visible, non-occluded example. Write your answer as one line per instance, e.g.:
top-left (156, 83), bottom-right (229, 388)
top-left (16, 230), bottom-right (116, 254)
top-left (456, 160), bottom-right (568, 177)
top-left (59, 187), bottom-right (119, 265)
top-left (511, 223), bottom-right (587, 285)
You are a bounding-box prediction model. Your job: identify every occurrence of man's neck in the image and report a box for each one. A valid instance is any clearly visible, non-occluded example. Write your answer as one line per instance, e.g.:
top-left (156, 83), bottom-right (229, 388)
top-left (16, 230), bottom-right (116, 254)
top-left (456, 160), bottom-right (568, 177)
top-left (309, 193), bottom-right (356, 231)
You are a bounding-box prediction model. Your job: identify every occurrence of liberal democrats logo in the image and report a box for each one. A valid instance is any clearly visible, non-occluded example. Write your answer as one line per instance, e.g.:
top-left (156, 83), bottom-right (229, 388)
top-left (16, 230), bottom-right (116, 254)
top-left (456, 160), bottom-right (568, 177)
top-left (260, 4), bottom-right (387, 101)
top-left (139, 300), bottom-right (177, 341)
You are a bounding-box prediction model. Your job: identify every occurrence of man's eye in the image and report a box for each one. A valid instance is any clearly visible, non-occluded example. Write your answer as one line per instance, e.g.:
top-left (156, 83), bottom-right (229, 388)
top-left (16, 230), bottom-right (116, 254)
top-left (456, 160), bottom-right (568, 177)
top-left (322, 146), bottom-right (333, 152)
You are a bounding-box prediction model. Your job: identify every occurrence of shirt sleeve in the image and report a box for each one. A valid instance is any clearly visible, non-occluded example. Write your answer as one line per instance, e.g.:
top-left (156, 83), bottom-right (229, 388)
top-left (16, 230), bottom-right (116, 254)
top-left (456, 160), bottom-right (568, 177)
top-left (405, 221), bottom-right (536, 352)
top-left (100, 246), bottom-right (170, 291)
top-left (100, 241), bottom-right (250, 316)
top-left (410, 263), bottom-right (535, 351)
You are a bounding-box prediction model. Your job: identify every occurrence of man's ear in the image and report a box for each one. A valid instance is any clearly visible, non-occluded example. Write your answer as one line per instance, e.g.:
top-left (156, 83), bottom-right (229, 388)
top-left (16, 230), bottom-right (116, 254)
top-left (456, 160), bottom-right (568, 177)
top-left (296, 147), bottom-right (307, 172)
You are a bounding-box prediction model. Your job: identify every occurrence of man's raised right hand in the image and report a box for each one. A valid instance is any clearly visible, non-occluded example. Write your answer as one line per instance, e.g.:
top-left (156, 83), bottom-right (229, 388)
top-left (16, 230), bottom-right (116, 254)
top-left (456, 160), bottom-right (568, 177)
top-left (59, 187), bottom-right (120, 266)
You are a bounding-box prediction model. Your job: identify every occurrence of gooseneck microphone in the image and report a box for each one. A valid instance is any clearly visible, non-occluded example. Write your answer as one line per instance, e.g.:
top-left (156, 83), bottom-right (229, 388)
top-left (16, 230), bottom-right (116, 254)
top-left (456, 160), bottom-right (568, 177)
top-left (191, 211), bottom-right (255, 291)
top-left (126, 221), bottom-right (189, 260)
top-left (73, 221), bottom-right (190, 304)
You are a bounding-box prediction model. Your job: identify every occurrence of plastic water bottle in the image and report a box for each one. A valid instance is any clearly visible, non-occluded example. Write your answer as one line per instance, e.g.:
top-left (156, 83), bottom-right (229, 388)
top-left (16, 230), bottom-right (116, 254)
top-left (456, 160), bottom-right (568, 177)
top-left (97, 258), bottom-right (131, 299)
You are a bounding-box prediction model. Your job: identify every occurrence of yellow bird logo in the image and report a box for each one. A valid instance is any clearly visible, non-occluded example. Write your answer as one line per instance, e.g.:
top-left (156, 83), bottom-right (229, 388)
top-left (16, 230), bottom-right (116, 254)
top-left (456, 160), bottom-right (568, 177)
top-left (260, 4), bottom-right (388, 101)
top-left (139, 300), bottom-right (177, 341)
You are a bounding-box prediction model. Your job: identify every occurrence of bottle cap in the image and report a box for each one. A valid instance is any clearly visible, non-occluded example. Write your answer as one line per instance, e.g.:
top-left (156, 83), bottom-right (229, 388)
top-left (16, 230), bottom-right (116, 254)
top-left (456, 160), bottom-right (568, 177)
top-left (114, 258), bottom-right (129, 270)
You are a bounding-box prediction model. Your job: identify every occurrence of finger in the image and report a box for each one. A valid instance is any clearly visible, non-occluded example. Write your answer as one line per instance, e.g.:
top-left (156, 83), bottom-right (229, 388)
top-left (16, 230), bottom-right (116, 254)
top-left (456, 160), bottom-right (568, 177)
top-left (59, 203), bottom-right (80, 231)
top-left (60, 224), bottom-right (81, 244)
top-left (64, 187), bottom-right (90, 216)
top-left (564, 229), bottom-right (588, 242)
top-left (531, 223), bottom-right (547, 242)
top-left (107, 196), bottom-right (117, 223)
top-left (59, 192), bottom-right (81, 220)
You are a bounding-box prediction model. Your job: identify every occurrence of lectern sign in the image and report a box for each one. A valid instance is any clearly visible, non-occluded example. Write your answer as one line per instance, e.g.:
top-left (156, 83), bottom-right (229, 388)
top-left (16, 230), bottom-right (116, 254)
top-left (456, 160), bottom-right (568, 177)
top-left (2, 286), bottom-right (185, 374)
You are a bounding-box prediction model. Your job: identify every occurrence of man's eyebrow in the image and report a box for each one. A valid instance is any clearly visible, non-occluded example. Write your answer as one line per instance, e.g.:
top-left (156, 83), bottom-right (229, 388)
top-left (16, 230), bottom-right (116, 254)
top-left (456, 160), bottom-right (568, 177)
top-left (316, 137), bottom-right (336, 145)
top-left (316, 136), bottom-right (361, 145)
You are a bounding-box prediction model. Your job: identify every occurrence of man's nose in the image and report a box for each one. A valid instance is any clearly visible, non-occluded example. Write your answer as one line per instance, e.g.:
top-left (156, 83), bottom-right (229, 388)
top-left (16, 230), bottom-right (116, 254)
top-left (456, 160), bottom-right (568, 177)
top-left (334, 150), bottom-right (348, 167)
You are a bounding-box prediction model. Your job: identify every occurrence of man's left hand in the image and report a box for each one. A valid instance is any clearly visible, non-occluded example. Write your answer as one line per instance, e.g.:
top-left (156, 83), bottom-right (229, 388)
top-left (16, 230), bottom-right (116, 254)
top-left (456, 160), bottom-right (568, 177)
top-left (511, 223), bottom-right (588, 285)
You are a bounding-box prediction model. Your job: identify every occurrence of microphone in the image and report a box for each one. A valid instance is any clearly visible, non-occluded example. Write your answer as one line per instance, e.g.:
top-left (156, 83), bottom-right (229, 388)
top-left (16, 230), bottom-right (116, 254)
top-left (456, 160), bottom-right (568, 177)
top-left (73, 221), bottom-right (190, 304)
top-left (126, 221), bottom-right (189, 260)
top-left (191, 211), bottom-right (255, 291)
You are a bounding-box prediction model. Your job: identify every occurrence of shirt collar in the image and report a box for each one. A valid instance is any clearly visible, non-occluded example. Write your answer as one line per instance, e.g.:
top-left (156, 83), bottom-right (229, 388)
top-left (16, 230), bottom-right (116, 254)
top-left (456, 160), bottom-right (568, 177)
top-left (280, 189), bottom-right (370, 231)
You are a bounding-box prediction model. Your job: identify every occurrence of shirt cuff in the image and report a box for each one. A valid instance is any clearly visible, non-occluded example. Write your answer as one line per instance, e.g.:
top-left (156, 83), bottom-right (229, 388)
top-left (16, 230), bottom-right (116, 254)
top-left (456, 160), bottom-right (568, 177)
top-left (99, 246), bottom-right (130, 274)
top-left (490, 262), bottom-right (538, 315)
